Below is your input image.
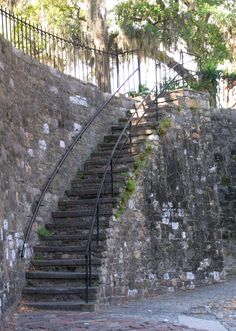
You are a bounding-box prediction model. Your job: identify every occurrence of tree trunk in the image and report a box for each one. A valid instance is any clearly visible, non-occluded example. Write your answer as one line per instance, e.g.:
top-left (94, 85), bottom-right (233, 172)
top-left (87, 0), bottom-right (111, 93)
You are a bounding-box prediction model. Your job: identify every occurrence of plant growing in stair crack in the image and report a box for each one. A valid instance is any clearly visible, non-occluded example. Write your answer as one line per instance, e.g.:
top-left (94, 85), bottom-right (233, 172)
top-left (37, 227), bottom-right (52, 238)
top-left (77, 170), bottom-right (85, 180)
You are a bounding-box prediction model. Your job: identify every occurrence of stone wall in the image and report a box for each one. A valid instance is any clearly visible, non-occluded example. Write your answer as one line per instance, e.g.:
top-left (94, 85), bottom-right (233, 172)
top-left (98, 106), bottom-right (236, 304)
top-left (213, 110), bottom-right (236, 275)
top-left (0, 36), bottom-right (131, 326)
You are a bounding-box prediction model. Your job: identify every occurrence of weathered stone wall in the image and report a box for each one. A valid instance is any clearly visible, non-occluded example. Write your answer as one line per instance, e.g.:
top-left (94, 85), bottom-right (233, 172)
top-left (212, 110), bottom-right (236, 275)
top-left (98, 106), bottom-right (236, 304)
top-left (0, 36), bottom-right (130, 326)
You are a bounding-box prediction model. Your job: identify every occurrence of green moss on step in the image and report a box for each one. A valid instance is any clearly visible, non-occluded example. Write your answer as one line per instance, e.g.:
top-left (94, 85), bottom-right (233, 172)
top-left (37, 227), bottom-right (52, 238)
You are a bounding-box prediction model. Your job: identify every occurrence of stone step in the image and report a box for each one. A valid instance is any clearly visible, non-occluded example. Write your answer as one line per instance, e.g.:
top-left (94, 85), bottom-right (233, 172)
top-left (34, 245), bottom-right (104, 254)
top-left (32, 258), bottom-right (101, 272)
top-left (112, 122), bottom-right (153, 132)
top-left (81, 165), bottom-right (129, 176)
top-left (65, 187), bottom-right (120, 198)
top-left (26, 271), bottom-right (99, 287)
top-left (23, 286), bottom-right (97, 301)
top-left (45, 219), bottom-right (109, 230)
top-left (71, 177), bottom-right (125, 189)
top-left (90, 150), bottom-right (136, 159)
top-left (98, 140), bottom-right (145, 151)
top-left (84, 156), bottom-right (134, 169)
top-left (25, 300), bottom-right (96, 311)
top-left (120, 108), bottom-right (164, 123)
top-left (58, 197), bottom-right (118, 208)
top-left (52, 208), bottom-right (112, 219)
top-left (40, 234), bottom-right (106, 246)
top-left (34, 252), bottom-right (102, 260)
top-left (26, 271), bottom-right (99, 280)
top-left (103, 133), bottom-right (152, 144)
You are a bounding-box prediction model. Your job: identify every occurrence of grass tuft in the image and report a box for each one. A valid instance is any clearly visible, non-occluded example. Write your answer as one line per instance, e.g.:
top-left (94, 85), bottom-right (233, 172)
top-left (158, 118), bottom-right (172, 136)
top-left (37, 227), bottom-right (52, 238)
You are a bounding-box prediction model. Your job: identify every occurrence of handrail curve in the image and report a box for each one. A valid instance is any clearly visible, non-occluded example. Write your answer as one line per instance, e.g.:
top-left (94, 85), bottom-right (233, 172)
top-left (20, 68), bottom-right (139, 258)
top-left (83, 71), bottom-right (195, 301)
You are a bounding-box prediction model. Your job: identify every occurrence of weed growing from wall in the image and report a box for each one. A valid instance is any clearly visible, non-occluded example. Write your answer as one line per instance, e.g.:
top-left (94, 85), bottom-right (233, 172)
top-left (37, 227), bottom-right (52, 238)
top-left (158, 118), bottom-right (172, 136)
top-left (115, 143), bottom-right (153, 218)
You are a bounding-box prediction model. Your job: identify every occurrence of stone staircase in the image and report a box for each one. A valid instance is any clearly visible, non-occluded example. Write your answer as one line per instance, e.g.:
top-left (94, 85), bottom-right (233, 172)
top-left (22, 99), bottom-right (160, 311)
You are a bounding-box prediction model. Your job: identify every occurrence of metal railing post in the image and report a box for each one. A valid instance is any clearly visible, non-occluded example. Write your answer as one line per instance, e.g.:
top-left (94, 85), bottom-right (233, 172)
top-left (115, 45), bottom-right (120, 90)
top-left (110, 159), bottom-right (114, 197)
top-left (138, 54), bottom-right (141, 92)
top-left (155, 59), bottom-right (159, 121)
top-left (96, 205), bottom-right (99, 245)
top-left (85, 253), bottom-right (89, 303)
top-left (89, 245), bottom-right (92, 287)
top-left (129, 121), bottom-right (132, 157)
top-left (181, 50), bottom-right (184, 87)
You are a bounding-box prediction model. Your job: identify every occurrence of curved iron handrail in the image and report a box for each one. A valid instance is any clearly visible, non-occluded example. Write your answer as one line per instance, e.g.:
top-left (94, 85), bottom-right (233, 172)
top-left (84, 72), bottom-right (190, 302)
top-left (20, 68), bottom-right (139, 258)
top-left (84, 86), bottom-right (157, 300)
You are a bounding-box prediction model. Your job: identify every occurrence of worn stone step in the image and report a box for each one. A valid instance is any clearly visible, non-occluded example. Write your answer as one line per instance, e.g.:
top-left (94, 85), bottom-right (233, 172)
top-left (84, 156), bottom-right (134, 169)
top-left (33, 245), bottom-right (104, 259)
top-left (90, 150), bottom-right (135, 159)
top-left (82, 165), bottom-right (129, 176)
top-left (112, 122), bottom-right (153, 132)
top-left (26, 271), bottom-right (99, 280)
top-left (34, 252), bottom-right (102, 260)
top-left (71, 179), bottom-right (122, 188)
top-left (45, 219), bottom-right (109, 230)
top-left (43, 228), bottom-right (107, 239)
top-left (25, 300), bottom-right (96, 311)
top-left (104, 133), bottom-right (152, 143)
top-left (58, 197), bottom-right (118, 208)
top-left (40, 234), bottom-right (106, 246)
top-left (34, 245), bottom-right (104, 254)
top-left (98, 141), bottom-right (145, 151)
top-left (52, 209), bottom-right (112, 219)
top-left (32, 257), bottom-right (101, 272)
top-left (71, 177), bottom-right (125, 189)
top-left (23, 286), bottom-right (97, 301)
top-left (26, 271), bottom-right (99, 287)
top-left (65, 187), bottom-right (120, 198)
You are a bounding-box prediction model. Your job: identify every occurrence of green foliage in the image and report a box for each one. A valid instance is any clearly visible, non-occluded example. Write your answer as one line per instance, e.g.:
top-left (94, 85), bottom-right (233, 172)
top-left (115, 143), bottom-right (153, 219)
top-left (162, 78), bottom-right (182, 91)
top-left (158, 118), bottom-right (172, 136)
top-left (7, 0), bottom-right (85, 40)
top-left (37, 227), bottom-right (52, 238)
top-left (128, 84), bottom-right (151, 97)
top-left (114, 0), bottom-right (233, 68)
top-left (115, 177), bottom-right (136, 219)
top-left (77, 170), bottom-right (85, 180)
top-left (134, 143), bottom-right (153, 176)
top-left (188, 62), bottom-right (221, 105)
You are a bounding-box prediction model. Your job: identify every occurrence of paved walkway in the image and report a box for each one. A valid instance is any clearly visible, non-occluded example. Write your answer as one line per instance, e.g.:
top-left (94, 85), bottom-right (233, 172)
top-left (5, 276), bottom-right (236, 331)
